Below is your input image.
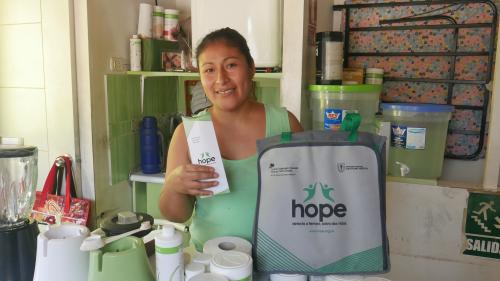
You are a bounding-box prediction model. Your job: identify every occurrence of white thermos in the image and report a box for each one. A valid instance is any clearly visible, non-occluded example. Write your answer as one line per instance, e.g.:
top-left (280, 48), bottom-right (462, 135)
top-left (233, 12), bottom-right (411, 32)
top-left (155, 224), bottom-right (184, 281)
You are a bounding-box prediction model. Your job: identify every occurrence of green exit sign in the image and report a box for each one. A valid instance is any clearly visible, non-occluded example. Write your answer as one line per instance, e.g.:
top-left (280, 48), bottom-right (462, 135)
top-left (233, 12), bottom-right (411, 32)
top-left (463, 192), bottom-right (500, 259)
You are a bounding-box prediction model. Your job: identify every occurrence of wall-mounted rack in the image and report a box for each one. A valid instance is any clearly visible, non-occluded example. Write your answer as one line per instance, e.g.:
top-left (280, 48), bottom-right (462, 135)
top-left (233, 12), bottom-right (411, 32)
top-left (334, 0), bottom-right (498, 159)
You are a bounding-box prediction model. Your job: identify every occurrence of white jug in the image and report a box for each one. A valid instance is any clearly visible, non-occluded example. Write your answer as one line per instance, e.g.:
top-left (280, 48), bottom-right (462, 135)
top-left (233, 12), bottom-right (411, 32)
top-left (33, 224), bottom-right (90, 281)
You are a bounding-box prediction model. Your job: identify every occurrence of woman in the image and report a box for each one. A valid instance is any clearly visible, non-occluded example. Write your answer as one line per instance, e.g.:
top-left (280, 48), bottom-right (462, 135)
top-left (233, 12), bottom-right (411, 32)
top-left (159, 27), bottom-right (303, 250)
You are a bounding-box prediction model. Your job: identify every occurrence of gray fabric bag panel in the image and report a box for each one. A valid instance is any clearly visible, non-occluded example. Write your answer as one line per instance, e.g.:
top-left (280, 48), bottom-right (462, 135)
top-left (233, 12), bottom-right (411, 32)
top-left (253, 131), bottom-right (389, 275)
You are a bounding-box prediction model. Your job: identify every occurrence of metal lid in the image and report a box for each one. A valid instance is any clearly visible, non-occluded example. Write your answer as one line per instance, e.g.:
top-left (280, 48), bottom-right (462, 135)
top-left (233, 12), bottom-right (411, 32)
top-left (0, 137), bottom-right (37, 158)
top-left (381, 103), bottom-right (454, 113)
top-left (316, 31), bottom-right (343, 42)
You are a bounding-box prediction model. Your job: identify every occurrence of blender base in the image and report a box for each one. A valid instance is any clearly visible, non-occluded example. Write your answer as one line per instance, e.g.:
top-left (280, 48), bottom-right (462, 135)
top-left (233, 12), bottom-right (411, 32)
top-left (0, 219), bottom-right (39, 281)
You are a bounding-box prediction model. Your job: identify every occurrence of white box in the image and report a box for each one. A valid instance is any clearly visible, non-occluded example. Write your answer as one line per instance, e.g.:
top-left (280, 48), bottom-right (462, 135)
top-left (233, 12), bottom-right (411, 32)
top-left (191, 0), bottom-right (282, 68)
top-left (182, 115), bottom-right (229, 195)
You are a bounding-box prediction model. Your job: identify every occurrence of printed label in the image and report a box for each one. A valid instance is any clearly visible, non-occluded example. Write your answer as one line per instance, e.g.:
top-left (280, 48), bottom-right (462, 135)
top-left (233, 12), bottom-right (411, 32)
top-left (406, 127), bottom-right (426, 149)
top-left (324, 109), bottom-right (358, 130)
top-left (324, 109), bottom-right (343, 130)
top-left (391, 125), bottom-right (426, 149)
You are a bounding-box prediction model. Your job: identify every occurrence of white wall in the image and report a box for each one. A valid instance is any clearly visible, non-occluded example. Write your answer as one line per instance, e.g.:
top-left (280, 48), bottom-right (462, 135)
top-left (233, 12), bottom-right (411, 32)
top-left (378, 182), bottom-right (500, 281)
top-left (74, 0), bottom-right (192, 225)
top-left (0, 0), bottom-right (78, 189)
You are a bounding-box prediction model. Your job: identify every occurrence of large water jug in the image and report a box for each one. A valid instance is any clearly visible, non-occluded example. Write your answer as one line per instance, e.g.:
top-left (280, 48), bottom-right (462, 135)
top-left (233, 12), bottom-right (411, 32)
top-left (140, 116), bottom-right (165, 174)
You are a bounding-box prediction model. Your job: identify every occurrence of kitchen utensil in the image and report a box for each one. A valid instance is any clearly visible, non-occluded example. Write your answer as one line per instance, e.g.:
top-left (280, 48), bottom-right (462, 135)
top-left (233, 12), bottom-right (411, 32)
top-left (87, 236), bottom-right (155, 281)
top-left (33, 224), bottom-right (90, 281)
top-left (80, 221), bottom-right (151, 251)
top-left (0, 137), bottom-right (39, 281)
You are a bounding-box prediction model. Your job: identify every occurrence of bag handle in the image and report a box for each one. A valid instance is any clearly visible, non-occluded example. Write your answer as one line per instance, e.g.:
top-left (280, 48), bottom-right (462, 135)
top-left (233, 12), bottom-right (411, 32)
top-left (61, 156), bottom-right (74, 213)
top-left (39, 155), bottom-right (75, 213)
top-left (39, 161), bottom-right (58, 202)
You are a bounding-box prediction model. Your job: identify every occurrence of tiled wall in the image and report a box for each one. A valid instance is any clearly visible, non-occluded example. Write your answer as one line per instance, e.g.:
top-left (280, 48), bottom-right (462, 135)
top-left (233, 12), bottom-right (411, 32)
top-left (105, 74), bottom-right (179, 184)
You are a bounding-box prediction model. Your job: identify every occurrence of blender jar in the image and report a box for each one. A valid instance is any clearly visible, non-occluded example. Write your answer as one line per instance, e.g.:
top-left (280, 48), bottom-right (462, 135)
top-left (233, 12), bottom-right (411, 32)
top-left (0, 138), bottom-right (38, 227)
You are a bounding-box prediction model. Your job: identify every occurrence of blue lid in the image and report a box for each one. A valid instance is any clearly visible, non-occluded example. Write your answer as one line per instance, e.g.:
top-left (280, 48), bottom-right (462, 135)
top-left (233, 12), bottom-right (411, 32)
top-left (381, 103), bottom-right (454, 113)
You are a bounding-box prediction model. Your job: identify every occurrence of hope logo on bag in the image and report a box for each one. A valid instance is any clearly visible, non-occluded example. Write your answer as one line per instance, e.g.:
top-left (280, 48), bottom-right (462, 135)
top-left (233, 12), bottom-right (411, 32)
top-left (292, 182), bottom-right (347, 223)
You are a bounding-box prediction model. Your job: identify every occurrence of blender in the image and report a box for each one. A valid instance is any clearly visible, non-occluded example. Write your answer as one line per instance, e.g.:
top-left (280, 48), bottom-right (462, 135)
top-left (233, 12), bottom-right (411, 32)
top-left (0, 137), bottom-right (39, 281)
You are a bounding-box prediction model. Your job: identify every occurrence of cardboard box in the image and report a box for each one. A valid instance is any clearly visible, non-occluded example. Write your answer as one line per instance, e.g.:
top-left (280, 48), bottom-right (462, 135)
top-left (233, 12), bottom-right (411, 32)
top-left (142, 39), bottom-right (180, 71)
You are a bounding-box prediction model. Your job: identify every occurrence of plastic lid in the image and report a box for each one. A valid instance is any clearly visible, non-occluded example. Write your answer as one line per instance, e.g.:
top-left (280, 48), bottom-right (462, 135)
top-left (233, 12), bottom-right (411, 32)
top-left (211, 251), bottom-right (251, 269)
top-left (185, 262), bottom-right (205, 275)
top-left (161, 224), bottom-right (175, 237)
top-left (192, 252), bottom-right (212, 265)
top-left (164, 9), bottom-right (179, 14)
top-left (325, 275), bottom-right (364, 281)
top-left (381, 103), bottom-right (454, 113)
top-left (190, 273), bottom-right (228, 281)
top-left (366, 68), bottom-right (384, 74)
top-left (309, 84), bottom-right (382, 93)
top-left (0, 138), bottom-right (37, 158)
top-left (117, 211), bottom-right (139, 224)
top-left (317, 31), bottom-right (343, 42)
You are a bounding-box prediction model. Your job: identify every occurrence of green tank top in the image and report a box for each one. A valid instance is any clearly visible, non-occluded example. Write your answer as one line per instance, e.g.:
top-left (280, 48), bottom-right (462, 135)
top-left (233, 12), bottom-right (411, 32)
top-left (190, 104), bottom-right (291, 250)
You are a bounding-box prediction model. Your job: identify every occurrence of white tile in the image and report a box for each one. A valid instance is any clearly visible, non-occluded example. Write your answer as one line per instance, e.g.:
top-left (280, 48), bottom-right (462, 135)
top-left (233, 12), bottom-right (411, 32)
top-left (0, 24), bottom-right (44, 88)
top-left (36, 149), bottom-right (49, 190)
top-left (0, 88), bottom-right (47, 150)
top-left (0, 0), bottom-right (41, 24)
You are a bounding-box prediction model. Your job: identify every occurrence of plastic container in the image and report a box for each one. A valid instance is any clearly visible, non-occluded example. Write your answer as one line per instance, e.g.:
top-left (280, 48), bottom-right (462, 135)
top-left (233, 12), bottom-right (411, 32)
top-left (209, 251), bottom-right (252, 281)
top-left (270, 273), bottom-right (308, 280)
top-left (316, 31), bottom-right (344, 85)
top-left (130, 35), bottom-right (142, 71)
top-left (365, 68), bottom-right (384, 85)
top-left (155, 225), bottom-right (184, 281)
top-left (185, 262), bottom-right (205, 281)
top-left (381, 103), bottom-right (453, 179)
top-left (325, 275), bottom-right (364, 281)
top-left (164, 9), bottom-right (179, 41)
top-left (152, 6), bottom-right (164, 39)
top-left (309, 84), bottom-right (382, 133)
top-left (190, 273), bottom-right (228, 281)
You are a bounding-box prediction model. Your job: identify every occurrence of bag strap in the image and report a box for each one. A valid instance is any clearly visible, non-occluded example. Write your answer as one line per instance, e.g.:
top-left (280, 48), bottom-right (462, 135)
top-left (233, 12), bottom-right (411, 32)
top-left (40, 161), bottom-right (58, 202)
top-left (62, 156), bottom-right (74, 213)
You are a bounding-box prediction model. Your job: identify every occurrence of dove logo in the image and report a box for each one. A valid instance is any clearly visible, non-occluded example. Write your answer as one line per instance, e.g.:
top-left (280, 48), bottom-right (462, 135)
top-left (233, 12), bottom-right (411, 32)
top-left (197, 152), bottom-right (216, 165)
top-left (292, 182), bottom-right (347, 222)
top-left (392, 126), bottom-right (406, 137)
top-left (325, 110), bottom-right (341, 120)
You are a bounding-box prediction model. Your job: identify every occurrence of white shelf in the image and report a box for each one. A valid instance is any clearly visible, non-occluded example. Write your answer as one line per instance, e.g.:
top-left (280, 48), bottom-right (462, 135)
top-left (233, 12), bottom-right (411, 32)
top-left (130, 171), bottom-right (165, 184)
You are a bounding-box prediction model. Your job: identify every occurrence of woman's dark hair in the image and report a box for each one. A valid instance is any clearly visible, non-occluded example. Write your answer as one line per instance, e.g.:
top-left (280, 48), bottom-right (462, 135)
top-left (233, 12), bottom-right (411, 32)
top-left (195, 27), bottom-right (254, 68)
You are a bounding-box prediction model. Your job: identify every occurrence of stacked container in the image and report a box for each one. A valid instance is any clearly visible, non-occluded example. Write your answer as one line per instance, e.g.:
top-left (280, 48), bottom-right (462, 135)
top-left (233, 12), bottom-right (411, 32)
top-left (309, 84), bottom-right (382, 133)
top-left (381, 103), bottom-right (453, 179)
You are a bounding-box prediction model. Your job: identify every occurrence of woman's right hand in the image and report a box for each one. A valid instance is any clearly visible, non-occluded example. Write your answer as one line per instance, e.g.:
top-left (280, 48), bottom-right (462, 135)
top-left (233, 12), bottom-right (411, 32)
top-left (165, 164), bottom-right (219, 197)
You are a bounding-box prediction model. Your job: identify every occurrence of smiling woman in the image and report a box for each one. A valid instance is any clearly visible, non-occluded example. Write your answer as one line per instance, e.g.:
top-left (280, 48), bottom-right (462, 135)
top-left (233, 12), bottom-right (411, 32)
top-left (159, 27), bottom-right (303, 251)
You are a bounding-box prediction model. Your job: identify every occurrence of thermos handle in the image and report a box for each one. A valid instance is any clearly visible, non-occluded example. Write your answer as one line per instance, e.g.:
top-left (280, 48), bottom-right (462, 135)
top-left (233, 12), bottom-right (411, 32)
top-left (157, 130), bottom-right (166, 171)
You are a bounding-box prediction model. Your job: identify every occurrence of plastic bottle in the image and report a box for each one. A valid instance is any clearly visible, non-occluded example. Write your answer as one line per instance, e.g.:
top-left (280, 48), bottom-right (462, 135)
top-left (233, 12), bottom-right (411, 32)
top-left (130, 35), bottom-right (142, 71)
top-left (164, 9), bottom-right (180, 41)
top-left (155, 225), bottom-right (184, 281)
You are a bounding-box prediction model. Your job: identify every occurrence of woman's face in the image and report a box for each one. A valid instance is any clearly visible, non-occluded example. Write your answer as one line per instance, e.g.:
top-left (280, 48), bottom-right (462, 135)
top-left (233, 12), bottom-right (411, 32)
top-left (198, 41), bottom-right (255, 111)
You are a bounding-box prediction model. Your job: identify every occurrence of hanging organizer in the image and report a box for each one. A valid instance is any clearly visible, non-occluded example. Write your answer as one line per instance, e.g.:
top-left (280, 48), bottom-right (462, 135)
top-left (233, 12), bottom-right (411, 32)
top-left (334, 0), bottom-right (498, 159)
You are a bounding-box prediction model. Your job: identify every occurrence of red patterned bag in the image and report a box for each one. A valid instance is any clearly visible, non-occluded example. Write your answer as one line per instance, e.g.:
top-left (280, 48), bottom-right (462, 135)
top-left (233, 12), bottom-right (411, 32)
top-left (31, 156), bottom-right (90, 226)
